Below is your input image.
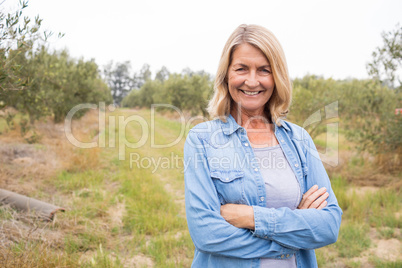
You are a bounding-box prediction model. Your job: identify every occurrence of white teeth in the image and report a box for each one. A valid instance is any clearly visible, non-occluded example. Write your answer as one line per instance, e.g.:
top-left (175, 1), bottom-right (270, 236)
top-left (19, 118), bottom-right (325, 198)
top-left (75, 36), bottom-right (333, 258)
top-left (242, 90), bottom-right (259, 96)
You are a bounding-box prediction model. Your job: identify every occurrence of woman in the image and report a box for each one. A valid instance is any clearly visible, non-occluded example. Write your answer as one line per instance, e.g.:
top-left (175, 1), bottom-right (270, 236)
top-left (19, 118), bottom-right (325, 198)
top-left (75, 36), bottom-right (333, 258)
top-left (184, 24), bottom-right (342, 268)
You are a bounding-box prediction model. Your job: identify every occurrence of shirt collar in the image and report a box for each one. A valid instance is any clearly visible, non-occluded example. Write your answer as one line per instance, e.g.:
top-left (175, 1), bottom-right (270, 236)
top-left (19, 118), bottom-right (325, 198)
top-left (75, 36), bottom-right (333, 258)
top-left (221, 114), bottom-right (242, 135)
top-left (220, 114), bottom-right (290, 135)
top-left (279, 119), bottom-right (290, 131)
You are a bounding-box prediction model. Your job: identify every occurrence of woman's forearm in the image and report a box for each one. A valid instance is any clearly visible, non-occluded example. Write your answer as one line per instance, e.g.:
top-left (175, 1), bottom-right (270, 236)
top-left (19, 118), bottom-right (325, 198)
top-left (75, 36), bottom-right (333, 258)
top-left (220, 204), bottom-right (255, 230)
top-left (221, 185), bottom-right (329, 230)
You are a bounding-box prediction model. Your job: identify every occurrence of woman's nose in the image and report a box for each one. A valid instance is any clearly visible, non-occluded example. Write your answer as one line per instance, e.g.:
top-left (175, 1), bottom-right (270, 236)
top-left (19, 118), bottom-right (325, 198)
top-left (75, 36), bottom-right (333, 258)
top-left (244, 74), bottom-right (260, 88)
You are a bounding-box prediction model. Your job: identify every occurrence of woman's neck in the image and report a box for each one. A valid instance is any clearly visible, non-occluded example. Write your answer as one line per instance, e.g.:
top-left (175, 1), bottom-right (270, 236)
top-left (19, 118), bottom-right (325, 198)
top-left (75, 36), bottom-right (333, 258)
top-left (230, 106), bottom-right (270, 129)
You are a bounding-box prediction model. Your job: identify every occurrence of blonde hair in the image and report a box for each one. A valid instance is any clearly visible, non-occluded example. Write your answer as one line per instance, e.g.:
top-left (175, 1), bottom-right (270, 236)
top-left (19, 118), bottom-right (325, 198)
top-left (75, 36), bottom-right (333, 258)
top-left (207, 24), bottom-right (292, 125)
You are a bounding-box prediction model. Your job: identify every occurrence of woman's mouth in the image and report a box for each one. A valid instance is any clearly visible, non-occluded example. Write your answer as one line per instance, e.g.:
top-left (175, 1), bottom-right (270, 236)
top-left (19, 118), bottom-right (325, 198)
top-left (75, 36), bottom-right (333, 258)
top-left (239, 89), bottom-right (263, 96)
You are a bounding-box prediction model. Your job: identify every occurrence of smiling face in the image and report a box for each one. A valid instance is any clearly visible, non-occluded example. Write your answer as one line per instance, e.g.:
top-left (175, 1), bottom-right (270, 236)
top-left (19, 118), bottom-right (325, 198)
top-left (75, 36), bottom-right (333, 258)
top-left (227, 43), bottom-right (275, 116)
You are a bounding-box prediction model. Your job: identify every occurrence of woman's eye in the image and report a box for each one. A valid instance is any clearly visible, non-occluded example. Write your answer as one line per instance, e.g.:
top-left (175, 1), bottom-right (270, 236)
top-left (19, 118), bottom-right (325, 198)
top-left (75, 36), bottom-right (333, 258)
top-left (236, 68), bottom-right (245, 71)
top-left (261, 69), bottom-right (271, 73)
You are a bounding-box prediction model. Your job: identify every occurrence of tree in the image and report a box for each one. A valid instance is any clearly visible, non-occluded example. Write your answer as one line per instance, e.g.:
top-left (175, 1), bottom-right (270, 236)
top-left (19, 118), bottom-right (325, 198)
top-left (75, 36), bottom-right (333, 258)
top-left (0, 0), bottom-right (44, 109)
top-left (103, 61), bottom-right (134, 105)
top-left (134, 63), bottom-right (152, 88)
top-left (367, 23), bottom-right (402, 91)
top-left (341, 79), bottom-right (401, 167)
top-left (289, 75), bottom-right (339, 139)
top-left (0, 0), bottom-right (65, 124)
top-left (0, 1), bottom-right (112, 125)
top-left (44, 50), bottom-right (112, 123)
top-left (155, 66), bottom-right (170, 82)
top-left (12, 47), bottom-right (112, 123)
top-left (121, 68), bottom-right (213, 116)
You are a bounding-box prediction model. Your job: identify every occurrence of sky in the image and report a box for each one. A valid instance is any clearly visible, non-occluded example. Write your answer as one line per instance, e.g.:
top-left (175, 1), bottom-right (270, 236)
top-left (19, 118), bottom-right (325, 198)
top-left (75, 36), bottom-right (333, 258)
top-left (2, 0), bottom-right (402, 80)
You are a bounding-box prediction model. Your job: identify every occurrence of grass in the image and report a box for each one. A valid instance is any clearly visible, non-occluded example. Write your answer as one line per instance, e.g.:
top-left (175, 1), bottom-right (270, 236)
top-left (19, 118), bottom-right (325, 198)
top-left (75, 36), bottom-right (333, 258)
top-left (1, 108), bottom-right (401, 267)
top-left (317, 175), bottom-right (402, 266)
top-left (370, 257), bottom-right (402, 268)
top-left (56, 170), bottom-right (105, 192)
top-left (1, 240), bottom-right (80, 267)
top-left (378, 227), bottom-right (398, 239)
top-left (331, 176), bottom-right (401, 228)
top-left (0, 108), bottom-right (193, 267)
top-left (120, 170), bottom-right (185, 235)
top-left (335, 223), bottom-right (371, 258)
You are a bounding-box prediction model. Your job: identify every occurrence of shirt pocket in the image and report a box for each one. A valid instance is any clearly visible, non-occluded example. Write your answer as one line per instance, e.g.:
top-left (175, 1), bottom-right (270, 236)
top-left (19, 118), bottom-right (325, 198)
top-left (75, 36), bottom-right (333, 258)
top-left (211, 169), bottom-right (245, 205)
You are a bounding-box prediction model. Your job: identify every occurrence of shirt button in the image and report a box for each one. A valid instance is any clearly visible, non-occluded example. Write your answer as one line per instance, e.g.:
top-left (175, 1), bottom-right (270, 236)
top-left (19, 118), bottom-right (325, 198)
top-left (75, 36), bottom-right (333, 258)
top-left (254, 168), bottom-right (258, 172)
top-left (281, 139), bottom-right (284, 143)
top-left (281, 255), bottom-right (284, 258)
top-left (244, 143), bottom-right (249, 147)
top-left (264, 236), bottom-right (268, 239)
top-left (286, 254), bottom-right (290, 258)
top-left (295, 164), bottom-right (299, 167)
top-left (225, 178), bottom-right (229, 181)
top-left (260, 197), bottom-right (265, 201)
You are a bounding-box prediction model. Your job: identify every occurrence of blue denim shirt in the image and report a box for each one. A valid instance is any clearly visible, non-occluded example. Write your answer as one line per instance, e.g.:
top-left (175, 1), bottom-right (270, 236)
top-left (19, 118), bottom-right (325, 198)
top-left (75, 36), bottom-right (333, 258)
top-left (184, 114), bottom-right (342, 268)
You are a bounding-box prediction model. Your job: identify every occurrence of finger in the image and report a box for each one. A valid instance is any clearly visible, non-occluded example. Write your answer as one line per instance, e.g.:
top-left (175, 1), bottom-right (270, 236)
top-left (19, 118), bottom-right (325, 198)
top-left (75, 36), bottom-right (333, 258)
top-left (304, 185), bottom-right (319, 198)
top-left (317, 200), bottom-right (327, 210)
top-left (309, 192), bottom-right (329, 209)
top-left (298, 185), bottom-right (320, 209)
top-left (302, 187), bottom-right (327, 209)
top-left (298, 185), bottom-right (318, 208)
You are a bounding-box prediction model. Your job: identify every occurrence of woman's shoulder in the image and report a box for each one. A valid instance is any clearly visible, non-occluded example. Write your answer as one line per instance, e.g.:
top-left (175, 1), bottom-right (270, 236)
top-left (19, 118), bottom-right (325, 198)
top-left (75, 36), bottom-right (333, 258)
top-left (189, 119), bottom-right (222, 134)
top-left (279, 120), bottom-right (312, 141)
top-left (186, 118), bottom-right (227, 145)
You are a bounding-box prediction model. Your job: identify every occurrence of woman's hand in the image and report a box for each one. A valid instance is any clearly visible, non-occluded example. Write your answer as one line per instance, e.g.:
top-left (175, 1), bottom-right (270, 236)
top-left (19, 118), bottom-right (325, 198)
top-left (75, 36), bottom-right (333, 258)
top-left (298, 185), bottom-right (328, 210)
top-left (221, 185), bottom-right (328, 230)
top-left (220, 204), bottom-right (255, 230)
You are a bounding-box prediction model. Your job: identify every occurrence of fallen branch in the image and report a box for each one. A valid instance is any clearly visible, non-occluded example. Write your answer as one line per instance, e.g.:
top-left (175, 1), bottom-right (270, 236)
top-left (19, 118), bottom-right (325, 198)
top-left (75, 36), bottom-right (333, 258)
top-left (0, 189), bottom-right (65, 221)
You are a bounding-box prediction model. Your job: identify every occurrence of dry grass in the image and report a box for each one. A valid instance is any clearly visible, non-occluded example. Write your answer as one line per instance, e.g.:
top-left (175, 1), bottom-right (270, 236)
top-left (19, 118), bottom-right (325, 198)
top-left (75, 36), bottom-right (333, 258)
top-left (0, 108), bottom-right (193, 267)
top-left (0, 110), bottom-right (103, 267)
top-left (325, 148), bottom-right (401, 189)
top-left (0, 110), bottom-right (101, 190)
top-left (0, 205), bottom-right (76, 268)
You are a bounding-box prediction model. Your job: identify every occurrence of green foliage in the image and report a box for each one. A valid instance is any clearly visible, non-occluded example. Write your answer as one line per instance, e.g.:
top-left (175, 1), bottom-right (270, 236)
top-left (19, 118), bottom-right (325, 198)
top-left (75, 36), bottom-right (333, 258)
top-left (38, 49), bottom-right (112, 123)
top-left (122, 70), bottom-right (213, 116)
top-left (290, 75), bottom-right (339, 139)
top-left (290, 75), bottom-right (401, 165)
top-left (339, 79), bottom-right (402, 160)
top-left (5, 111), bottom-right (16, 129)
top-left (367, 23), bottom-right (402, 91)
top-left (19, 117), bottom-right (29, 136)
top-left (0, 1), bottom-right (112, 125)
top-left (0, 0), bottom-right (40, 96)
top-left (8, 47), bottom-right (113, 123)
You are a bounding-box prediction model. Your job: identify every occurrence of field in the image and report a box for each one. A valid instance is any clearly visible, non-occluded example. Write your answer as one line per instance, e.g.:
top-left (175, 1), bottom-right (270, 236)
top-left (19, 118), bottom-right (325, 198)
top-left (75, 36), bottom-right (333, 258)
top-left (0, 108), bottom-right (400, 267)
